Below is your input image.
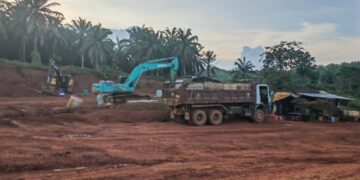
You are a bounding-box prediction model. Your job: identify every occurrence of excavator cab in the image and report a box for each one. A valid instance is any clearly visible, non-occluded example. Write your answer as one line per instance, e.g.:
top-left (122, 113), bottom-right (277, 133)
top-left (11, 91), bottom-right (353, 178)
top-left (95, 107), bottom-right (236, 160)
top-left (42, 60), bottom-right (74, 96)
top-left (118, 76), bottom-right (128, 84)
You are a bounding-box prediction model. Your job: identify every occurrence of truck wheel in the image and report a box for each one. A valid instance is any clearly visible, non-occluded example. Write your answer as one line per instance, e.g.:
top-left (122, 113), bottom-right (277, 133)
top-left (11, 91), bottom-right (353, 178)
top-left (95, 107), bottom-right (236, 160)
top-left (208, 110), bottom-right (223, 125)
top-left (191, 110), bottom-right (207, 126)
top-left (253, 109), bottom-right (265, 123)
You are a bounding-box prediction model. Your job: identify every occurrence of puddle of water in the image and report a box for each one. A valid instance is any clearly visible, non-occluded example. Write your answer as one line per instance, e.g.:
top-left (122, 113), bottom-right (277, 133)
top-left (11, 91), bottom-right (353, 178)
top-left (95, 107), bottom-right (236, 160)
top-left (61, 134), bottom-right (93, 138)
top-left (53, 163), bottom-right (140, 172)
top-left (110, 163), bottom-right (141, 169)
top-left (53, 166), bottom-right (87, 172)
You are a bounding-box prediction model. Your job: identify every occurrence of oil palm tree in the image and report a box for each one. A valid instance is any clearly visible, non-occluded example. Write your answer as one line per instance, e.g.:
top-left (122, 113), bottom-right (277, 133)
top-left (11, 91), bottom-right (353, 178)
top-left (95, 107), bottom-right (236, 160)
top-left (123, 25), bottom-right (166, 65)
top-left (47, 21), bottom-right (67, 60)
top-left (173, 28), bottom-right (203, 76)
top-left (114, 37), bottom-right (132, 72)
top-left (201, 50), bottom-right (217, 79)
top-left (8, 0), bottom-right (63, 62)
top-left (234, 56), bottom-right (255, 80)
top-left (163, 27), bottom-right (178, 56)
top-left (81, 24), bottom-right (114, 70)
top-left (0, 0), bottom-right (9, 39)
top-left (143, 30), bottom-right (166, 60)
top-left (70, 17), bottom-right (92, 68)
top-left (123, 26), bottom-right (150, 62)
top-left (6, 0), bottom-right (27, 61)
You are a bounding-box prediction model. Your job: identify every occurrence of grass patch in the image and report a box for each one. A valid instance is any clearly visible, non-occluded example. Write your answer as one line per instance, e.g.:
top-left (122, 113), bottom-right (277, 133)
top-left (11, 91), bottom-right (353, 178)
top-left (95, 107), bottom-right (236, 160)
top-left (348, 99), bottom-right (360, 111)
top-left (0, 59), bottom-right (127, 79)
top-left (0, 58), bottom-right (44, 70)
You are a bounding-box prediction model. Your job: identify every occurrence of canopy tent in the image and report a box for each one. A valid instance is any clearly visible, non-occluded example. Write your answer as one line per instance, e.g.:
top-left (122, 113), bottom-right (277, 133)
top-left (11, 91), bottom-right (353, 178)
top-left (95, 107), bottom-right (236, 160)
top-left (273, 91), bottom-right (351, 103)
top-left (297, 92), bottom-right (351, 101)
top-left (272, 90), bottom-right (352, 120)
top-left (272, 92), bottom-right (299, 103)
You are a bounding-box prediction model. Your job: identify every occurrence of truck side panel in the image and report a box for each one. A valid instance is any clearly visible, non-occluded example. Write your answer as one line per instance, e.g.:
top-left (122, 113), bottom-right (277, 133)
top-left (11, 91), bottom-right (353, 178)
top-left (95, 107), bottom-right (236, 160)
top-left (178, 89), bottom-right (255, 105)
top-left (163, 83), bottom-right (257, 106)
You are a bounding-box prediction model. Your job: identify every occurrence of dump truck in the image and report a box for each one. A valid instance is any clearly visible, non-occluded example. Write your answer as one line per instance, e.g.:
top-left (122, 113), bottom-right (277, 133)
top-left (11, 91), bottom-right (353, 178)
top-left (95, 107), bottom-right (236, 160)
top-left (163, 82), bottom-right (271, 126)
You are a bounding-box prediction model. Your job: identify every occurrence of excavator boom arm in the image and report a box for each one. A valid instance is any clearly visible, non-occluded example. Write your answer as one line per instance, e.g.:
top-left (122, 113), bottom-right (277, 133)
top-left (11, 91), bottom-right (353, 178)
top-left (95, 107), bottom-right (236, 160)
top-left (47, 63), bottom-right (61, 84)
top-left (124, 57), bottom-right (179, 91)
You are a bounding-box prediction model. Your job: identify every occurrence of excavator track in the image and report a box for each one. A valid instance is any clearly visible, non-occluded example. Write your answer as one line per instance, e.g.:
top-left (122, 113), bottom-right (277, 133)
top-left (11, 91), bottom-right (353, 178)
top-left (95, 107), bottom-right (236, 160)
top-left (97, 93), bottom-right (151, 106)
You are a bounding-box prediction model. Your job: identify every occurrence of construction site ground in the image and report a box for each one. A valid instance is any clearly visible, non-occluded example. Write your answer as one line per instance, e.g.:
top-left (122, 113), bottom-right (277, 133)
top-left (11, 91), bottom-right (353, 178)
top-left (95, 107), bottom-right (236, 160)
top-left (1, 65), bottom-right (360, 179)
top-left (0, 96), bottom-right (359, 179)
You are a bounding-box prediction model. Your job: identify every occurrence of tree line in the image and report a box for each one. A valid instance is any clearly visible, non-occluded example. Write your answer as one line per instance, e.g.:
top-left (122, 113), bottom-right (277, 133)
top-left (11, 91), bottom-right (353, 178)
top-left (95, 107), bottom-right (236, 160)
top-left (231, 41), bottom-right (360, 101)
top-left (0, 0), bottom-right (216, 76)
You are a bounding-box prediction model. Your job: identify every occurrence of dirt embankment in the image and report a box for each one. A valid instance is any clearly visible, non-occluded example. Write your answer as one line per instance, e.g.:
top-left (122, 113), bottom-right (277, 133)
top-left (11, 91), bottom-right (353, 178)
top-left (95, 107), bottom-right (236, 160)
top-left (0, 64), bottom-right (163, 98)
top-left (0, 65), bottom-right (100, 97)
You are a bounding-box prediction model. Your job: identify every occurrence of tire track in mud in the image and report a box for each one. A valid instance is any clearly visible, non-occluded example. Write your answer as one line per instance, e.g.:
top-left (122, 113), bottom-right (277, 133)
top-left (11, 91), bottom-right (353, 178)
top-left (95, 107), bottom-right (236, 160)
top-left (0, 145), bottom-right (176, 175)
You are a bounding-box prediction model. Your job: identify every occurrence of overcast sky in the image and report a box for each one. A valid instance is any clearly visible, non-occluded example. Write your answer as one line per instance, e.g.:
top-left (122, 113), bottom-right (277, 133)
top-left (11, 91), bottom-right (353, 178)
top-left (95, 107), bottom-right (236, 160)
top-left (55, 0), bottom-right (360, 69)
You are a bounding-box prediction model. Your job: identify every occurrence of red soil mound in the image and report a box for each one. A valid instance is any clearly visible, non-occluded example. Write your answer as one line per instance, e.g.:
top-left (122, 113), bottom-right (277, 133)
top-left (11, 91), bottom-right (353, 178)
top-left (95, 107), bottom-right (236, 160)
top-left (0, 65), bottom-right (100, 97)
top-left (0, 65), bottom-right (42, 97)
top-left (0, 65), bottom-right (163, 98)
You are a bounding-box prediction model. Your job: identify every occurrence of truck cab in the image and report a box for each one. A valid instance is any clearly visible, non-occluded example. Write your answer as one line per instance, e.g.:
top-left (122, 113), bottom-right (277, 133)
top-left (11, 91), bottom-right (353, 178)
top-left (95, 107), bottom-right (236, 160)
top-left (256, 84), bottom-right (272, 111)
top-left (252, 84), bottom-right (272, 123)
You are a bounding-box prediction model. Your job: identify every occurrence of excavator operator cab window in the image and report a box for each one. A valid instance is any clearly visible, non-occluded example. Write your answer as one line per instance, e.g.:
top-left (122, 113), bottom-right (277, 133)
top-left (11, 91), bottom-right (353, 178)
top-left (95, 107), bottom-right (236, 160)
top-left (118, 76), bottom-right (128, 84)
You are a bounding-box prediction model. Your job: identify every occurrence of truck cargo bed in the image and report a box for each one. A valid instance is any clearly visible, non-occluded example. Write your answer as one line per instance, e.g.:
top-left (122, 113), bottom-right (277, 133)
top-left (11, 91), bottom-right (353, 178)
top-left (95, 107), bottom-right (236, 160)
top-left (163, 83), bottom-right (257, 106)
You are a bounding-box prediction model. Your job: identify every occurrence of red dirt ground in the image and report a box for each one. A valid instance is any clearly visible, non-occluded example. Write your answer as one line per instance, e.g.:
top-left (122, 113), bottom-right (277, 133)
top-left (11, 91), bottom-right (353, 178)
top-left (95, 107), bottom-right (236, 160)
top-left (0, 97), bottom-right (359, 179)
top-left (0, 65), bottom-right (359, 179)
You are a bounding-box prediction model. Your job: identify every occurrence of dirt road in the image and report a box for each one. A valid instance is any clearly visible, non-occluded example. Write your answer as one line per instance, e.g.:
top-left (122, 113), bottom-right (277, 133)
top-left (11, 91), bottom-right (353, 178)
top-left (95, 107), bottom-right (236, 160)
top-left (0, 97), bottom-right (360, 179)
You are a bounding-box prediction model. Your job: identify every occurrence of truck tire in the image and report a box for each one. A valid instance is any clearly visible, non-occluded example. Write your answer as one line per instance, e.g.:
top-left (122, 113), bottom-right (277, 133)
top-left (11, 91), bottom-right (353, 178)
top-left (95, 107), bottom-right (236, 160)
top-left (191, 110), bottom-right (207, 126)
top-left (253, 109), bottom-right (265, 123)
top-left (208, 110), bottom-right (223, 125)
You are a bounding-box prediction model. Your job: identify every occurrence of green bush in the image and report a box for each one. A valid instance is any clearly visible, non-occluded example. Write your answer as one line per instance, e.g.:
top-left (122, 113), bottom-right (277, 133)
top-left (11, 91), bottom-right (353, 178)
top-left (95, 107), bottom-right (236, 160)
top-left (0, 59), bottom-right (128, 79)
top-left (0, 58), bottom-right (44, 69)
top-left (348, 99), bottom-right (360, 110)
top-left (30, 51), bottom-right (42, 66)
top-left (293, 98), bottom-right (336, 113)
top-left (97, 65), bottom-right (127, 79)
top-left (62, 65), bottom-right (97, 74)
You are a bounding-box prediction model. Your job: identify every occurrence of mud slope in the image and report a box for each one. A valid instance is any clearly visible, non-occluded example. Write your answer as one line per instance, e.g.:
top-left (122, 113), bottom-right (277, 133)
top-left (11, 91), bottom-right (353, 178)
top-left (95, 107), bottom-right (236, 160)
top-left (0, 65), bottom-right (100, 97)
top-left (0, 65), bottom-right (163, 98)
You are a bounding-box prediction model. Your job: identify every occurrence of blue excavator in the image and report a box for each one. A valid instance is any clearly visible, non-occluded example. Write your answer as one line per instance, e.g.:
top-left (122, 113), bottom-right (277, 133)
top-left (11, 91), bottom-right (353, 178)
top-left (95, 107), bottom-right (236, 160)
top-left (92, 57), bottom-right (179, 106)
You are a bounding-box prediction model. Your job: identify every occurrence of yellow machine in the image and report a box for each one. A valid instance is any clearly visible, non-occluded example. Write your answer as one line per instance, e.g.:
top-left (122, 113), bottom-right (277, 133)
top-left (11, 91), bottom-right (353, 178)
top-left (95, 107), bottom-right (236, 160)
top-left (42, 61), bottom-right (74, 96)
